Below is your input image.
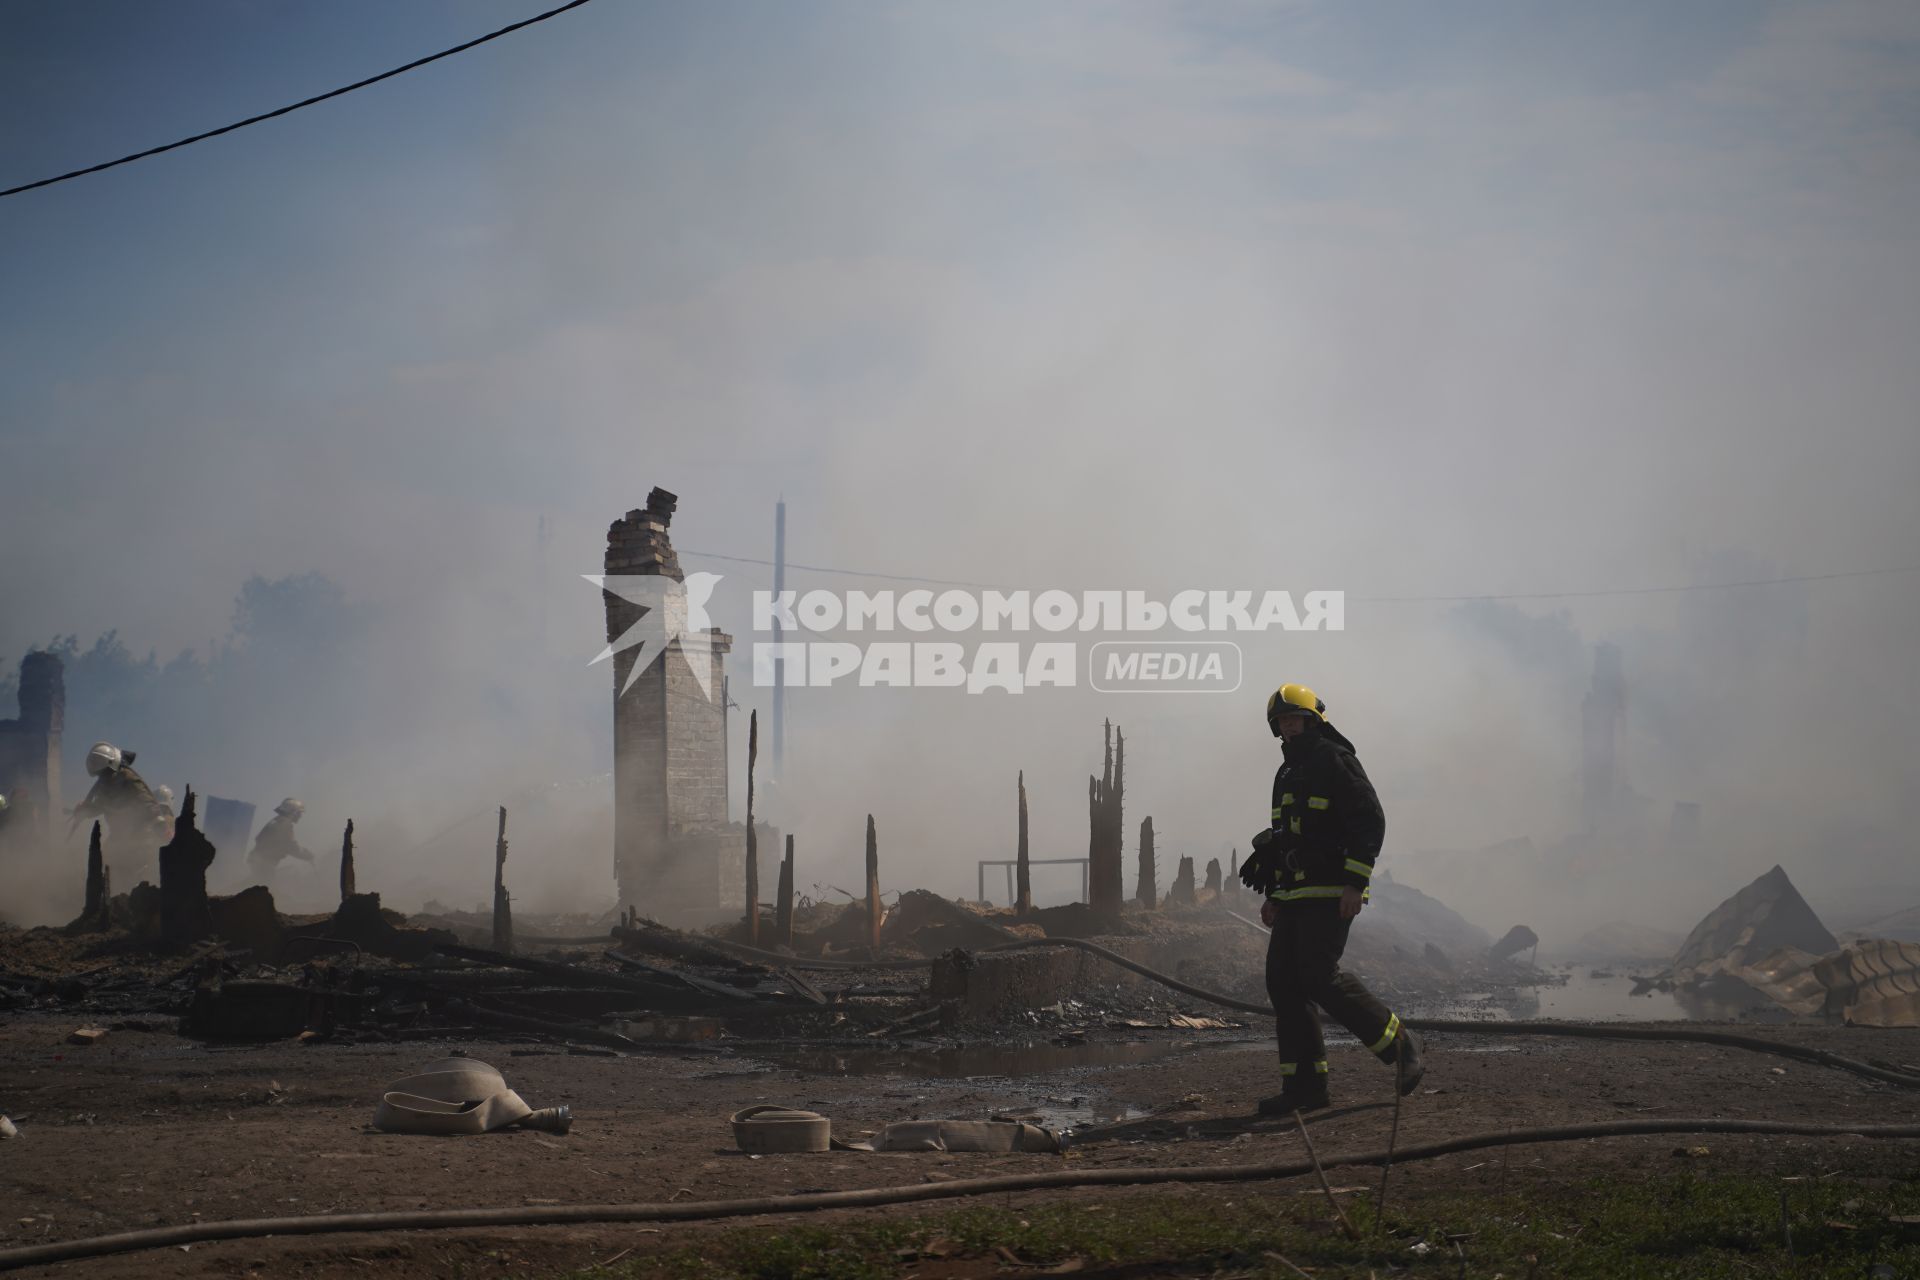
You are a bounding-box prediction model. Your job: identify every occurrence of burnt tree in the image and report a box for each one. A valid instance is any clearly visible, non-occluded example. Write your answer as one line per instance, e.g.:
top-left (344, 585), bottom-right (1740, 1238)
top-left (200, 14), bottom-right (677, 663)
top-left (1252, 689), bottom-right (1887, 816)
top-left (776, 833), bottom-right (795, 945)
top-left (1015, 770), bottom-right (1032, 916)
top-left (1087, 720), bottom-right (1125, 916)
top-left (339, 818), bottom-right (356, 903)
top-left (1135, 815), bottom-right (1157, 908)
top-left (744, 710), bottom-right (759, 944)
top-left (85, 819), bottom-right (109, 925)
top-left (68, 820), bottom-right (111, 933)
top-left (864, 813), bottom-right (881, 948)
top-left (1167, 855), bottom-right (1196, 907)
top-left (158, 787), bottom-right (215, 945)
top-left (492, 807), bottom-right (513, 954)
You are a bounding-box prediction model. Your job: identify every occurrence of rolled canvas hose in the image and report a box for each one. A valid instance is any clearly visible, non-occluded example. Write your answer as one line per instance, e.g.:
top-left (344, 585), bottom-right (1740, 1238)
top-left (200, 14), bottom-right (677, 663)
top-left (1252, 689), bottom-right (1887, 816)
top-left (731, 1105), bottom-right (832, 1153)
top-left (372, 1057), bottom-right (572, 1135)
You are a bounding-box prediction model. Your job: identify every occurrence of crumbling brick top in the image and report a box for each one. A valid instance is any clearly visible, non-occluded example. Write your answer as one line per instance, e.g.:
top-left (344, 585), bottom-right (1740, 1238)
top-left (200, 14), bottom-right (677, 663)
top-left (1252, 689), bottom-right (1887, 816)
top-left (607, 489), bottom-right (685, 580)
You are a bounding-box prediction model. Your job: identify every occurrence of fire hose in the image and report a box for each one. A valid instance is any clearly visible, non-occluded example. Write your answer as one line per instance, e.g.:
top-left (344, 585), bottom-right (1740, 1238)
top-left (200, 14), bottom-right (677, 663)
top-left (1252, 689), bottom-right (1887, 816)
top-left (694, 934), bottom-right (1920, 1090)
top-left (3, 1117), bottom-right (1918, 1270)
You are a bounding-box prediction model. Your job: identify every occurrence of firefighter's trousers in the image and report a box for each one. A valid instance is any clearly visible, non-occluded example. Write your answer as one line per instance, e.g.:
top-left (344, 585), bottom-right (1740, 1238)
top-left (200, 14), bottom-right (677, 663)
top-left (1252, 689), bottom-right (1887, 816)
top-left (1264, 899), bottom-right (1402, 1080)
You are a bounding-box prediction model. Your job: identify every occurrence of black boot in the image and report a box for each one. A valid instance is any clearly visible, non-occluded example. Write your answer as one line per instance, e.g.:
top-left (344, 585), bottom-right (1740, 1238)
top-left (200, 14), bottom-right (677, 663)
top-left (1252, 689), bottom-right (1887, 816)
top-left (1258, 1079), bottom-right (1329, 1116)
top-left (1392, 1028), bottom-right (1425, 1096)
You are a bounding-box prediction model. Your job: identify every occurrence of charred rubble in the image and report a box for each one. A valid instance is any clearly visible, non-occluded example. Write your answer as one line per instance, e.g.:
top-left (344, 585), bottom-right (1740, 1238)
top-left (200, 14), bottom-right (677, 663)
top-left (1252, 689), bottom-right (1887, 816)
top-left (0, 492), bottom-right (1569, 1050)
top-left (0, 669), bottom-right (1553, 1052)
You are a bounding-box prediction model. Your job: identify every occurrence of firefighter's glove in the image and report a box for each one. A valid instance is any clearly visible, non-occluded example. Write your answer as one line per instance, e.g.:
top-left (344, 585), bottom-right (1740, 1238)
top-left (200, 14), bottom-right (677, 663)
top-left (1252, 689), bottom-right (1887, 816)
top-left (1240, 832), bottom-right (1281, 893)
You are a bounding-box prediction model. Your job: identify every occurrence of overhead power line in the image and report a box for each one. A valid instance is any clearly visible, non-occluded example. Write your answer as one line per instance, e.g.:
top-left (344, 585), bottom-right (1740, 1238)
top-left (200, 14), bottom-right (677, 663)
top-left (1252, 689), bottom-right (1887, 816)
top-left (679, 549), bottom-right (1002, 592)
top-left (676, 548), bottom-right (1920, 605)
top-left (0, 0), bottom-right (595, 200)
top-left (1356, 563), bottom-right (1920, 604)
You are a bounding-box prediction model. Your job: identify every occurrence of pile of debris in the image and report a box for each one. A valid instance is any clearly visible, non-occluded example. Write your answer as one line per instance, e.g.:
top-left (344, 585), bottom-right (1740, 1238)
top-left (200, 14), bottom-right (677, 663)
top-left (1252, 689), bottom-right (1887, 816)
top-left (3, 795), bottom-right (937, 1047)
top-left (1639, 864), bottom-right (1920, 1027)
top-left (6, 758), bottom-right (1562, 1049)
top-left (0, 916), bottom-right (931, 1048)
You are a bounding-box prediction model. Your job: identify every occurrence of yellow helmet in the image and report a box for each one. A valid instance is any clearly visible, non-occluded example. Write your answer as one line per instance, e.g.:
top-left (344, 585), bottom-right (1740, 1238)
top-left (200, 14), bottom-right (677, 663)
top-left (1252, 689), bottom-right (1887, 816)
top-left (1266, 682), bottom-right (1326, 735)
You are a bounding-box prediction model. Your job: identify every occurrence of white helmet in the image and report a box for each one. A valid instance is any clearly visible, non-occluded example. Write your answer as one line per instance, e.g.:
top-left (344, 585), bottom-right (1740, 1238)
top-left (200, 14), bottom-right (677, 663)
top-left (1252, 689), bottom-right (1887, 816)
top-left (275, 798), bottom-right (305, 818)
top-left (85, 742), bottom-right (122, 777)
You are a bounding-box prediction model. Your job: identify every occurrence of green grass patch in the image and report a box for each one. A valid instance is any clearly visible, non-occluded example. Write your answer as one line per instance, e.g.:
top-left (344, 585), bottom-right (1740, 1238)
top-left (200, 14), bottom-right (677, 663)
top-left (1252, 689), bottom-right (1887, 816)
top-left (553, 1171), bottom-right (1920, 1279)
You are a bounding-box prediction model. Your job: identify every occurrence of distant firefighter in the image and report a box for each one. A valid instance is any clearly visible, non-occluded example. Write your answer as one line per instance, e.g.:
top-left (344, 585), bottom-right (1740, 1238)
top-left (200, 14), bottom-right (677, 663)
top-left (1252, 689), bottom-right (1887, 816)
top-left (0, 785), bottom-right (38, 852)
top-left (69, 741), bottom-right (171, 850)
top-left (248, 798), bottom-right (315, 878)
top-left (154, 784), bottom-right (177, 843)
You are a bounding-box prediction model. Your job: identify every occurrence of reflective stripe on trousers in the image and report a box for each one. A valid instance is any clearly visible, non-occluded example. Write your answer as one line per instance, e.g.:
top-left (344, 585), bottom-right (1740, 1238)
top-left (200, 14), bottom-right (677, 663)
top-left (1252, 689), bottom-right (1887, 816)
top-left (1368, 1012), bottom-right (1402, 1056)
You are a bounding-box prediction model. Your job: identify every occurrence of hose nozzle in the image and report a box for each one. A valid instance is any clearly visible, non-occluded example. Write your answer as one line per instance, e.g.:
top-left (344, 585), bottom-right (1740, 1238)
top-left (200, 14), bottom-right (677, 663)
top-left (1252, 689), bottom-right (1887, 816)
top-left (516, 1105), bottom-right (572, 1135)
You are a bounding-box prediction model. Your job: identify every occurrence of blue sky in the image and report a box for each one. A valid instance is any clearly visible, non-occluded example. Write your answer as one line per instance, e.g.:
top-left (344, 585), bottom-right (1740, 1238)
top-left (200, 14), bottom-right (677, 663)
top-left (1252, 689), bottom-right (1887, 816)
top-left (2, 2), bottom-right (1916, 916)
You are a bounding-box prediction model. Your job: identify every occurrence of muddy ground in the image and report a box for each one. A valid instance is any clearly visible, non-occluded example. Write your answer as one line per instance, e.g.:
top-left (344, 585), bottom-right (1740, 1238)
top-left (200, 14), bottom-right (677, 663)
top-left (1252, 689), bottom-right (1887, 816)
top-left (4, 1009), bottom-right (1919, 1278)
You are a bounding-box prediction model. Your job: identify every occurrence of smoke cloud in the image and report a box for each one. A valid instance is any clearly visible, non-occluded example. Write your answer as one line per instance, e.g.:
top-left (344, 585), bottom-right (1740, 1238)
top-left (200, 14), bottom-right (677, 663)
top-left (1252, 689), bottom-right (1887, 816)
top-left (2, 2), bottom-right (1915, 942)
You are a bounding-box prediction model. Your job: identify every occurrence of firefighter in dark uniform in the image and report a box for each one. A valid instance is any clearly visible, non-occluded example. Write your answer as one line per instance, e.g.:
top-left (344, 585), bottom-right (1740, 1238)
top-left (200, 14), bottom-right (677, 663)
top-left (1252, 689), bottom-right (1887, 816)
top-left (1240, 683), bottom-right (1424, 1113)
top-left (70, 741), bottom-right (170, 849)
top-left (249, 799), bottom-right (314, 879)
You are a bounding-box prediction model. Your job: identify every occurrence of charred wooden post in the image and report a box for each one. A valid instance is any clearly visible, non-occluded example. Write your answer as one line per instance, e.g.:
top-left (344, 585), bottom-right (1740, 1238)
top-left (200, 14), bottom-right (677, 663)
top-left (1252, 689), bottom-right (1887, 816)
top-left (492, 807), bottom-right (513, 955)
top-left (1087, 721), bottom-right (1126, 916)
top-left (1136, 815), bottom-right (1157, 908)
top-left (864, 813), bottom-right (881, 948)
top-left (69, 820), bottom-right (112, 933)
top-left (1085, 776), bottom-right (1097, 903)
top-left (84, 820), bottom-right (109, 926)
top-left (339, 818), bottom-right (356, 903)
top-left (744, 710), bottom-right (759, 944)
top-left (158, 787), bottom-right (215, 945)
top-left (1203, 857), bottom-right (1223, 895)
top-left (1015, 770), bottom-right (1032, 916)
top-left (1168, 854), bottom-right (1197, 907)
top-left (776, 834), bottom-right (795, 945)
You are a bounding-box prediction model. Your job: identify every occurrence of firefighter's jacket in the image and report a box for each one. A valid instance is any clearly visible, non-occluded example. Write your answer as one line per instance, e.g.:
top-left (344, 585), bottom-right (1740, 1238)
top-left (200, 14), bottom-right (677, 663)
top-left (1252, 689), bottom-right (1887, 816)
top-left (1255, 722), bottom-right (1386, 903)
top-left (74, 765), bottom-right (168, 840)
top-left (250, 813), bottom-right (313, 868)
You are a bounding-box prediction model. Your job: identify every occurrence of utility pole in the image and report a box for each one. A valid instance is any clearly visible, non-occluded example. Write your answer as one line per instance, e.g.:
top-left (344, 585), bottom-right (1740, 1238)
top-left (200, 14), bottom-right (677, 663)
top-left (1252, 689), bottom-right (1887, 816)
top-left (745, 710), bottom-right (760, 944)
top-left (536, 513), bottom-right (551, 659)
top-left (772, 497), bottom-right (786, 775)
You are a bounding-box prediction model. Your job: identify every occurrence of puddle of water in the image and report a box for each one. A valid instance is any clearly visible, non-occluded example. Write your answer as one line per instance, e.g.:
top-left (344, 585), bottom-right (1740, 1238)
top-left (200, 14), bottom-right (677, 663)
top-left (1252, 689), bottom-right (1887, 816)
top-left (1531, 973), bottom-right (1691, 1021)
top-left (762, 1039), bottom-right (1213, 1079)
top-left (760, 1041), bottom-right (1182, 1136)
top-left (1008, 1099), bottom-right (1154, 1131)
top-left (1409, 971), bottom-right (1791, 1023)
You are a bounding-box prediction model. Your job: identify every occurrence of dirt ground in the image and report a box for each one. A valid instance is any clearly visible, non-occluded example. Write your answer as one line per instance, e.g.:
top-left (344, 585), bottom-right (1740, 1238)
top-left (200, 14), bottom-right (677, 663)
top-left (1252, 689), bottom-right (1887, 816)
top-left (4, 1010), bottom-right (1919, 1278)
